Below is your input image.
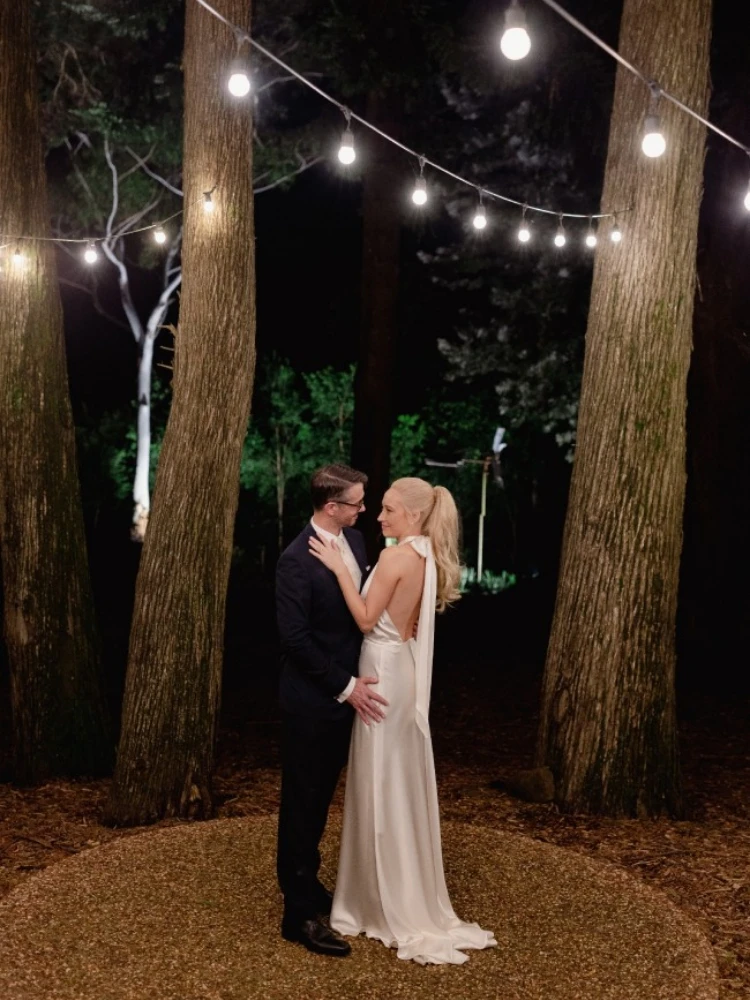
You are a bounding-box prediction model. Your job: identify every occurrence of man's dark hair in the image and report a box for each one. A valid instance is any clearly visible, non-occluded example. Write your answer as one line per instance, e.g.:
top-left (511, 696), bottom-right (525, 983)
top-left (311, 464), bottom-right (368, 510)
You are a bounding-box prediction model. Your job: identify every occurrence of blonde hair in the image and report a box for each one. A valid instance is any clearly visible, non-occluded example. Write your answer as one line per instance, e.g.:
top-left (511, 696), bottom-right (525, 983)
top-left (390, 478), bottom-right (461, 612)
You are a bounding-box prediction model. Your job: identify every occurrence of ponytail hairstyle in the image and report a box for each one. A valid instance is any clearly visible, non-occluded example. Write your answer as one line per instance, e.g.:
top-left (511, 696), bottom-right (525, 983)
top-left (390, 478), bottom-right (462, 612)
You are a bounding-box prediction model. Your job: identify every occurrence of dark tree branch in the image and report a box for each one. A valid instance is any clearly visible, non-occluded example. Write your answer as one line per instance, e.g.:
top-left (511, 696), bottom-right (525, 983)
top-left (253, 155), bottom-right (323, 194)
top-left (58, 275), bottom-right (131, 332)
top-left (125, 147), bottom-right (184, 197)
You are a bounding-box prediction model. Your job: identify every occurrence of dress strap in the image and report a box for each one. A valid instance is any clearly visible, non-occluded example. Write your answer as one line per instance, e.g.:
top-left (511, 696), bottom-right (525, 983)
top-left (400, 535), bottom-right (435, 738)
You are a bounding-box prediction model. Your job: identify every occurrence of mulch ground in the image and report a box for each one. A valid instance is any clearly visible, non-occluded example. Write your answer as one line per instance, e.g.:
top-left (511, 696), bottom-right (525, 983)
top-left (0, 638), bottom-right (748, 998)
top-left (0, 814), bottom-right (718, 1000)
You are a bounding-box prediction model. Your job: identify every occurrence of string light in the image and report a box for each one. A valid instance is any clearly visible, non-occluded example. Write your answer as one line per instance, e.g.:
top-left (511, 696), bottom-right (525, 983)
top-left (187, 0), bottom-right (750, 254)
top-left (0, 209), bottom-right (183, 269)
top-left (227, 54), bottom-right (251, 97)
top-left (744, 174), bottom-right (750, 212)
top-left (517, 206), bottom-right (531, 242)
top-left (7, 0), bottom-right (665, 273)
top-left (500, 0), bottom-right (531, 61)
top-left (472, 192), bottom-right (487, 230)
top-left (610, 218), bottom-right (623, 243)
top-left (641, 115), bottom-right (665, 158)
top-left (193, 0), bottom-right (625, 235)
top-left (338, 109), bottom-right (356, 165)
top-left (641, 87), bottom-right (666, 159)
top-left (412, 158), bottom-right (428, 206)
top-left (585, 218), bottom-right (597, 248)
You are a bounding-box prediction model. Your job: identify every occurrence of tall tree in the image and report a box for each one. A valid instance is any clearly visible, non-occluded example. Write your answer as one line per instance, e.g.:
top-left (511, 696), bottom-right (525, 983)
top-left (107, 0), bottom-right (256, 825)
top-left (0, 0), bottom-right (111, 783)
top-left (350, 88), bottom-right (403, 556)
top-left (38, 3), bottom-right (318, 542)
top-left (536, 0), bottom-right (712, 817)
top-left (303, 0), bottom-right (455, 556)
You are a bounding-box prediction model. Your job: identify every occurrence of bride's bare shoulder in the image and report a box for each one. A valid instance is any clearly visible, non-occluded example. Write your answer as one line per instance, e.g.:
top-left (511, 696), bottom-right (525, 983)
top-left (377, 544), bottom-right (422, 573)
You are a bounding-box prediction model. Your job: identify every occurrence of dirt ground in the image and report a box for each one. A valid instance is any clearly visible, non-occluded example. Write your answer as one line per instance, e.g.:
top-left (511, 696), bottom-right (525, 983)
top-left (0, 627), bottom-right (748, 999)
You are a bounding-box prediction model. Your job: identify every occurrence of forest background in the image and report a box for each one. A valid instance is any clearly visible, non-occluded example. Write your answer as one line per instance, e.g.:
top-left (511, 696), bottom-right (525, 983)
top-left (1, 0), bottom-right (748, 762)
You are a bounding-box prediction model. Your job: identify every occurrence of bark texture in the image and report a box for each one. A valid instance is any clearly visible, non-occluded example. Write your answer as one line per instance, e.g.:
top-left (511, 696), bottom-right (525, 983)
top-left (350, 89), bottom-right (402, 560)
top-left (107, 0), bottom-right (256, 825)
top-left (0, 1), bottom-right (111, 784)
top-left (536, 0), bottom-right (712, 817)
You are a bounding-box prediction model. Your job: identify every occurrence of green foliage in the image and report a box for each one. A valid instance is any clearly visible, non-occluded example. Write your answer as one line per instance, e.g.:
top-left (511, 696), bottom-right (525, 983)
top-left (460, 567), bottom-right (517, 595)
top-left (75, 380), bottom-right (170, 514)
top-left (239, 358), bottom-right (356, 548)
top-left (390, 414), bottom-right (428, 481)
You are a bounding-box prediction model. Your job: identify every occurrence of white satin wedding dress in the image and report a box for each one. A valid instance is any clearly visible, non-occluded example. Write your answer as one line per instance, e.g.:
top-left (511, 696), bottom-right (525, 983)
top-left (330, 535), bottom-right (497, 965)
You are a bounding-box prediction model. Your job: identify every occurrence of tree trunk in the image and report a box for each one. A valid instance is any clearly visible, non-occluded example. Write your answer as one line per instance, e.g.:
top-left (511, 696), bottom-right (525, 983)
top-left (536, 0), bottom-right (712, 817)
top-left (350, 89), bottom-right (402, 560)
top-left (275, 432), bottom-right (285, 555)
top-left (106, 0), bottom-right (256, 826)
top-left (131, 336), bottom-right (155, 542)
top-left (0, 0), bottom-right (111, 784)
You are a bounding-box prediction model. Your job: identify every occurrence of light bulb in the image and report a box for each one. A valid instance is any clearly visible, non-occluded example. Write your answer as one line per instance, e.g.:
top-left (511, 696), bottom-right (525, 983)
top-left (585, 232), bottom-right (597, 248)
top-left (412, 177), bottom-right (427, 206)
top-left (11, 246), bottom-right (25, 268)
top-left (554, 232), bottom-right (566, 247)
top-left (611, 224), bottom-right (622, 243)
top-left (203, 192), bottom-right (215, 213)
top-left (744, 185), bottom-right (750, 212)
top-left (338, 128), bottom-right (355, 165)
top-left (501, 26), bottom-right (531, 60)
top-left (500, 1), bottom-right (531, 60)
top-left (518, 225), bottom-right (531, 243)
top-left (84, 243), bottom-right (98, 264)
top-left (641, 114), bottom-right (666, 158)
top-left (154, 226), bottom-right (167, 244)
top-left (227, 63), bottom-right (251, 98)
top-left (473, 206), bottom-right (487, 230)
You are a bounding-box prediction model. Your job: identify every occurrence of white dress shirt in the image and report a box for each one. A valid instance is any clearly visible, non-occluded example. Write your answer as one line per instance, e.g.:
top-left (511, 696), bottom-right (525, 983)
top-left (310, 518), bottom-right (360, 703)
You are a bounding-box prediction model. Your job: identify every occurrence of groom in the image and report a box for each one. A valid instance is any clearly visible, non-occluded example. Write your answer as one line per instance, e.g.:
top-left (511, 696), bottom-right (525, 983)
top-left (275, 464), bottom-right (388, 957)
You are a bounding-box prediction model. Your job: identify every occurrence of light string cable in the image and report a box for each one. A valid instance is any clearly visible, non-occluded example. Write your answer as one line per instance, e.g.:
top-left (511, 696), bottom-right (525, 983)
top-left (193, 0), bottom-right (625, 220)
top-left (538, 0), bottom-right (750, 157)
top-left (0, 210), bottom-right (184, 252)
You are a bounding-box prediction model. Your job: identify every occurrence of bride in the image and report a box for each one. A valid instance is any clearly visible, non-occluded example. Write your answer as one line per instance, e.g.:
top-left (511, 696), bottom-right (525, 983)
top-left (309, 477), bottom-right (496, 965)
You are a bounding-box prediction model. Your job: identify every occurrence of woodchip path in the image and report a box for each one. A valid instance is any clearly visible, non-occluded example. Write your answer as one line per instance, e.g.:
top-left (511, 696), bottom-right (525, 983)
top-left (0, 814), bottom-right (719, 1000)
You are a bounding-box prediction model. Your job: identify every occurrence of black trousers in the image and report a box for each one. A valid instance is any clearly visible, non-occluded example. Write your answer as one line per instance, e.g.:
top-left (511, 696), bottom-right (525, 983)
top-left (277, 711), bottom-right (353, 925)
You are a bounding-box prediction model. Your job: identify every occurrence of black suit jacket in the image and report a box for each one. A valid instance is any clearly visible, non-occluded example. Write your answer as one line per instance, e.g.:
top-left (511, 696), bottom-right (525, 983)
top-left (276, 523), bottom-right (369, 720)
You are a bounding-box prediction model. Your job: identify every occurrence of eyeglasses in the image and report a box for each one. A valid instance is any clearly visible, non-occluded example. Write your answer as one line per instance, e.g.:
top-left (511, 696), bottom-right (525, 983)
top-left (333, 498), bottom-right (365, 510)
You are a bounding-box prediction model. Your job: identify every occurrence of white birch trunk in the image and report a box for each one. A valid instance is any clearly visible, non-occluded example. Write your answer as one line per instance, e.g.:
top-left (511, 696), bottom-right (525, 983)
top-left (132, 334), bottom-right (155, 541)
top-left (131, 248), bottom-right (182, 542)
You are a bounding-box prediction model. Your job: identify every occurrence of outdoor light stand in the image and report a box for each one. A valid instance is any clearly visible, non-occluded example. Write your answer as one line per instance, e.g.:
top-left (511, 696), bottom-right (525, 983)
top-left (477, 457), bottom-right (491, 581)
top-left (425, 427), bottom-right (507, 582)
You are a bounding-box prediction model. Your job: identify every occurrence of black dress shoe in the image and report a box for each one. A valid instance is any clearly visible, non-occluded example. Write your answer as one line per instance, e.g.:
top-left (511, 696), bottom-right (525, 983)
top-left (281, 917), bottom-right (351, 957)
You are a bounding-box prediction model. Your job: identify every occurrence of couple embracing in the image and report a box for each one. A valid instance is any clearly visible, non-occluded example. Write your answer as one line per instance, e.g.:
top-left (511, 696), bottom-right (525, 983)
top-left (275, 464), bottom-right (496, 966)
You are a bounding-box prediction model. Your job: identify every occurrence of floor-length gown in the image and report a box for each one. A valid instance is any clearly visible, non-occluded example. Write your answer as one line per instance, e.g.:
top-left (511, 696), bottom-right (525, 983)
top-left (330, 535), bottom-right (497, 965)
